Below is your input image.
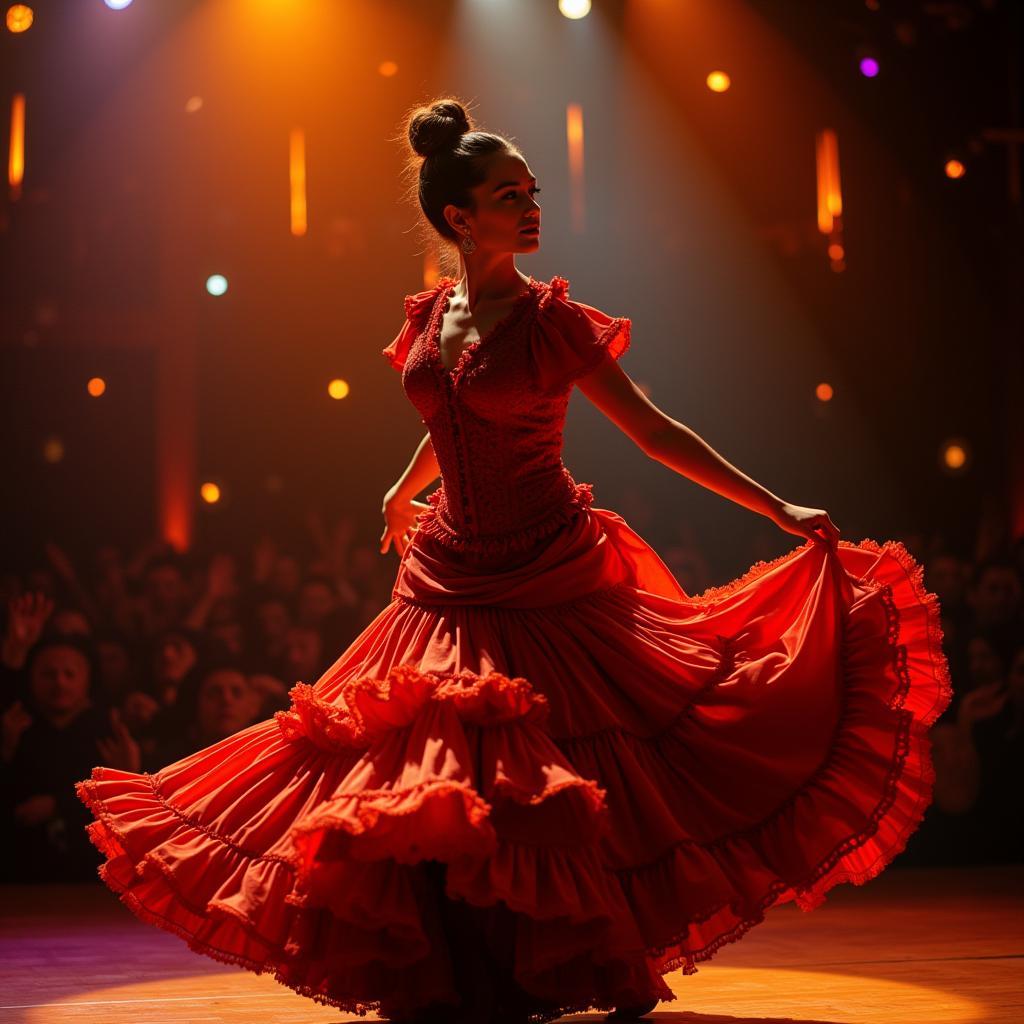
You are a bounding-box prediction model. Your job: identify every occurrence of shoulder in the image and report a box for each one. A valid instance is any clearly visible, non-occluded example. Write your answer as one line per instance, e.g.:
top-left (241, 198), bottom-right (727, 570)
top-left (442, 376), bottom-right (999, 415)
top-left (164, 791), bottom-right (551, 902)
top-left (404, 276), bottom-right (456, 328)
top-left (535, 274), bottom-right (627, 331)
top-left (529, 275), bottom-right (632, 393)
top-left (382, 277), bottom-right (455, 373)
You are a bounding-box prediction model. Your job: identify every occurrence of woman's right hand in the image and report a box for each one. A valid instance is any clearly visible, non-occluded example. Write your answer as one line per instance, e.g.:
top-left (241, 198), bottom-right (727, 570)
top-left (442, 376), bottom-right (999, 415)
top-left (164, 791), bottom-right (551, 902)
top-left (380, 490), bottom-right (430, 557)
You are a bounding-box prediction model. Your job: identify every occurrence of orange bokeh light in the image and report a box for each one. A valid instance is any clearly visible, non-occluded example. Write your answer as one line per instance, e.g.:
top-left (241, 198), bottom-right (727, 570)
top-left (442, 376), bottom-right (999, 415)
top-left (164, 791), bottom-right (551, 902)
top-left (706, 71), bottom-right (731, 93)
top-left (6, 5), bottom-right (33, 32)
top-left (378, 61), bottom-right (398, 77)
top-left (945, 159), bottom-right (966, 179)
top-left (327, 378), bottom-right (350, 400)
top-left (828, 243), bottom-right (844, 260)
top-left (942, 443), bottom-right (968, 470)
top-left (815, 382), bottom-right (834, 402)
top-left (42, 436), bottom-right (64, 463)
top-left (200, 482), bottom-right (221, 504)
top-left (87, 377), bottom-right (106, 397)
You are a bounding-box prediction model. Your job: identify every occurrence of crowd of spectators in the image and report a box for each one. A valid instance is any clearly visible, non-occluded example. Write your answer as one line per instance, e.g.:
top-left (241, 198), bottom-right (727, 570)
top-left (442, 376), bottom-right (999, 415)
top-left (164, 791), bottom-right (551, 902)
top-left (1, 499), bottom-right (1021, 883)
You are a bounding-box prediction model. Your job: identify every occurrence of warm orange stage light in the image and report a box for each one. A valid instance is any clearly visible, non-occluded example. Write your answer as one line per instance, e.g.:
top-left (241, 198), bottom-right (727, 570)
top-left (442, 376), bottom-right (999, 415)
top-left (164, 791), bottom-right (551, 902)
top-left (6, 4), bottom-right (33, 32)
top-left (815, 129), bottom-right (843, 234)
top-left (566, 103), bottom-right (585, 233)
top-left (945, 159), bottom-right (966, 179)
top-left (9, 92), bottom-right (25, 197)
top-left (943, 443), bottom-right (968, 470)
top-left (200, 482), bottom-right (221, 504)
top-left (706, 70), bottom-right (731, 92)
top-left (815, 382), bottom-right (834, 402)
top-left (87, 377), bottom-right (107, 397)
top-left (289, 128), bottom-right (307, 237)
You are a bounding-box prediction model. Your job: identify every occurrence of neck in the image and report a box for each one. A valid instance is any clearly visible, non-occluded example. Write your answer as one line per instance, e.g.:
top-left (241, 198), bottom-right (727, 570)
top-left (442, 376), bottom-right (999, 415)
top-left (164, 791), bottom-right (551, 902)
top-left (453, 254), bottom-right (531, 308)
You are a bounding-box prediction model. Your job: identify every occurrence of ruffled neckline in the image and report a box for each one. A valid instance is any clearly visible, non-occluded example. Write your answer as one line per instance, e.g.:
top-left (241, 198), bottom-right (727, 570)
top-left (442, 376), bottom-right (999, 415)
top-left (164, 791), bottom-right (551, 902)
top-left (426, 274), bottom-right (569, 380)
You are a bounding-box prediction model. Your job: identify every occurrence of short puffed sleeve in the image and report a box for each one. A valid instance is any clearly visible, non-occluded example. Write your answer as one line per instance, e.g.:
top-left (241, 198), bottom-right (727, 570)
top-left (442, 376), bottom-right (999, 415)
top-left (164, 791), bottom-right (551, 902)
top-left (530, 277), bottom-right (631, 393)
top-left (381, 286), bottom-right (438, 373)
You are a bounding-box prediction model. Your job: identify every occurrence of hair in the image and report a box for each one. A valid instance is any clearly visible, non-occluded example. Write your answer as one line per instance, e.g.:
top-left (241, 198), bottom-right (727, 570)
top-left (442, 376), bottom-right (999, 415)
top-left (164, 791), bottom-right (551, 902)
top-left (399, 97), bottom-right (520, 266)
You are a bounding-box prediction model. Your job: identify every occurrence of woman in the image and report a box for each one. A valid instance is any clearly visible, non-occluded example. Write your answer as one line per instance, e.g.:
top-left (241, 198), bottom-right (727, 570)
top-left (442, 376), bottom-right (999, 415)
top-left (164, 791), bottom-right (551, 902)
top-left (76, 99), bottom-right (952, 1024)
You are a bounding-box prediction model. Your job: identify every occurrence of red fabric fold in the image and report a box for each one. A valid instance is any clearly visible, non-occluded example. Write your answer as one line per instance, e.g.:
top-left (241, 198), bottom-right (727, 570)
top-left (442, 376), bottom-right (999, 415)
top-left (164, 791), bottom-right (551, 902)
top-left (74, 516), bottom-right (951, 1020)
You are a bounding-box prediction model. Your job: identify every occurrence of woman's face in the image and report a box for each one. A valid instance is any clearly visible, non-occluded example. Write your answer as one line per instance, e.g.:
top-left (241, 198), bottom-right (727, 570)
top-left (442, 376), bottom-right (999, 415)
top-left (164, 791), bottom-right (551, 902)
top-left (450, 151), bottom-right (542, 255)
top-left (30, 646), bottom-right (91, 721)
top-left (196, 669), bottom-right (261, 740)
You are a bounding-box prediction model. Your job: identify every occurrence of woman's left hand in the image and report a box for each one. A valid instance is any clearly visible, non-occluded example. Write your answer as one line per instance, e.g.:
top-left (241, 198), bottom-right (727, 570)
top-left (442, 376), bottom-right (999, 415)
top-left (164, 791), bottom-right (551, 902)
top-left (770, 501), bottom-right (840, 549)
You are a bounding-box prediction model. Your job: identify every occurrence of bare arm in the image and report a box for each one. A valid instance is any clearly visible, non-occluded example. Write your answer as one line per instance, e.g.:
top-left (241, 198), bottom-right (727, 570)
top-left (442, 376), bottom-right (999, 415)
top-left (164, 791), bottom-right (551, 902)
top-left (380, 432), bottom-right (441, 556)
top-left (576, 357), bottom-right (839, 544)
top-left (390, 431), bottom-right (440, 501)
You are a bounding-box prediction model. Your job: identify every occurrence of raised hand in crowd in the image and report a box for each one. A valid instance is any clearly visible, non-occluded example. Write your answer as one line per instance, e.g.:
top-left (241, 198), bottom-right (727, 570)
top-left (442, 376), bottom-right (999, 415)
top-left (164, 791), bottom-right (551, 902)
top-left (96, 707), bottom-right (141, 773)
top-left (3, 592), bottom-right (55, 670)
top-left (183, 552), bottom-right (239, 630)
top-left (43, 540), bottom-right (101, 626)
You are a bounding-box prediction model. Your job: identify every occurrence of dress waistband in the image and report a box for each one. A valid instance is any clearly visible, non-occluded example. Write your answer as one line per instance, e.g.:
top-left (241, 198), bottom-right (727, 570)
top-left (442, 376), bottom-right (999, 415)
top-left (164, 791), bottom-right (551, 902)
top-left (414, 466), bottom-right (595, 557)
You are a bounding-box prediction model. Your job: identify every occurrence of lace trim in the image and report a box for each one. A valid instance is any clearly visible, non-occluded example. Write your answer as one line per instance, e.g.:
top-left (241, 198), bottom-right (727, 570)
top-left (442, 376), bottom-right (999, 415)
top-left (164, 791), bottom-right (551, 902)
top-left (275, 663), bottom-right (554, 750)
top-left (412, 471), bottom-right (595, 556)
top-left (76, 770), bottom-right (298, 869)
top-left (430, 276), bottom-right (541, 384)
top-left (537, 274), bottom-right (569, 310)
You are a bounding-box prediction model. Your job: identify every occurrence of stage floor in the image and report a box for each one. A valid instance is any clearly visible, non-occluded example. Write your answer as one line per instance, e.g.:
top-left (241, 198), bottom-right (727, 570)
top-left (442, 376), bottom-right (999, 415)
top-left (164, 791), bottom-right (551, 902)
top-left (0, 865), bottom-right (1020, 1023)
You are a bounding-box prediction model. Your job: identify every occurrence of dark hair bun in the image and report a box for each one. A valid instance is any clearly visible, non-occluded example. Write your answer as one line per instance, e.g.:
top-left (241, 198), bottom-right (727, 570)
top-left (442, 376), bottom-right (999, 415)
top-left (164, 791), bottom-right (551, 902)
top-left (408, 99), bottom-right (472, 159)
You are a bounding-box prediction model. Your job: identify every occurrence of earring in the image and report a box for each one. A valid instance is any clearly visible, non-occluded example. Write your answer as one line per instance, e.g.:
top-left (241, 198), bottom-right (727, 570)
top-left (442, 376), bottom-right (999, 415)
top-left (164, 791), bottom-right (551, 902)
top-left (460, 231), bottom-right (477, 254)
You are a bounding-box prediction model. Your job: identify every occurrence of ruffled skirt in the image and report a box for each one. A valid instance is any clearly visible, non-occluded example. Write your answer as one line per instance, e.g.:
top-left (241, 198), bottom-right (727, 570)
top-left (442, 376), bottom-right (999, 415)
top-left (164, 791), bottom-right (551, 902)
top-left (76, 502), bottom-right (951, 1022)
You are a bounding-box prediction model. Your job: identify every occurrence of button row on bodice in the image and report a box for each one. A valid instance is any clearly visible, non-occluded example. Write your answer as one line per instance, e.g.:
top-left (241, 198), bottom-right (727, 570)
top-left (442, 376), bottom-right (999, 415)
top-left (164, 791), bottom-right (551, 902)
top-left (440, 370), bottom-right (473, 529)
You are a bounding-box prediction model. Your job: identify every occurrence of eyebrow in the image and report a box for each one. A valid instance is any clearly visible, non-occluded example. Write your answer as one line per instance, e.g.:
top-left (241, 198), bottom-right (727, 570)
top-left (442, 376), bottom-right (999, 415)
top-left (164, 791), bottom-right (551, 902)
top-left (491, 176), bottom-right (537, 193)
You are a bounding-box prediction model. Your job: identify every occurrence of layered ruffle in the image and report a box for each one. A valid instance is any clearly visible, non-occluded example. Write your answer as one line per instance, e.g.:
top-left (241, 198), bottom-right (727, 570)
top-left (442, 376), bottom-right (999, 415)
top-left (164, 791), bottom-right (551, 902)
top-left (75, 518), bottom-right (951, 1021)
top-left (75, 663), bottom-right (675, 1020)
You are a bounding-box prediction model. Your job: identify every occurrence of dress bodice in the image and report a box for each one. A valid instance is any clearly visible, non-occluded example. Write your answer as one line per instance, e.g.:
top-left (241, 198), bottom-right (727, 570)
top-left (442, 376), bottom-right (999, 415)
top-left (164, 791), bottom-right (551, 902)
top-left (382, 274), bottom-right (631, 556)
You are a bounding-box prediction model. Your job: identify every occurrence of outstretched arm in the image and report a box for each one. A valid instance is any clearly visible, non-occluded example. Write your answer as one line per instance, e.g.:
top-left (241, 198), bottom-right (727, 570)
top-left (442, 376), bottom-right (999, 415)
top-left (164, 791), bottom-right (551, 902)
top-left (576, 357), bottom-right (839, 547)
top-left (380, 432), bottom-right (440, 556)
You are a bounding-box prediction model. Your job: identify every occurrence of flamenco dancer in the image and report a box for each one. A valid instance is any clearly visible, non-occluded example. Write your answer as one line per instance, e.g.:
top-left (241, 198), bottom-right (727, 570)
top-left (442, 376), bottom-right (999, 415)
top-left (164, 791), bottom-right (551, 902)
top-left (76, 98), bottom-right (952, 1024)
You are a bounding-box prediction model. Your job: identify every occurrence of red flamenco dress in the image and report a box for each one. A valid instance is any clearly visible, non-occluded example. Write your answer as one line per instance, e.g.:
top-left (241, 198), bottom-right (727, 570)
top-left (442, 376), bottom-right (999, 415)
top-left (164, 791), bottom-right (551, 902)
top-left (76, 274), bottom-right (952, 1022)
